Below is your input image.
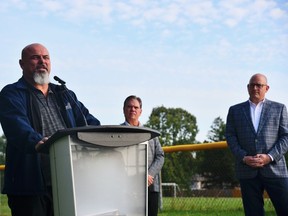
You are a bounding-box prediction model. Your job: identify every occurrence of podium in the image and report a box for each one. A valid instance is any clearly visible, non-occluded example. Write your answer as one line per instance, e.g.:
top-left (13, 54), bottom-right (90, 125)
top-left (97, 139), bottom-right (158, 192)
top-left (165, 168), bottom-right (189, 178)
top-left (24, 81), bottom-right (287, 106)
top-left (40, 125), bottom-right (160, 216)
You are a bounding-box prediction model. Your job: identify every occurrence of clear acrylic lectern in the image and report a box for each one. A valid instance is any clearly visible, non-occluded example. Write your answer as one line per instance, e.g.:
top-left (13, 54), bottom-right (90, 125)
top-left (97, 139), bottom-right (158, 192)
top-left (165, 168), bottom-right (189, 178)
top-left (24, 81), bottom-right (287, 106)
top-left (39, 125), bottom-right (160, 216)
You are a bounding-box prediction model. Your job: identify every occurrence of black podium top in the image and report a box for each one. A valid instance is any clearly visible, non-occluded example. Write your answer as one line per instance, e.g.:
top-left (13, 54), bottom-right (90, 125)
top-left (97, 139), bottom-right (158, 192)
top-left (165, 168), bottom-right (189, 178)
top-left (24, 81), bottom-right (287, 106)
top-left (38, 125), bottom-right (160, 153)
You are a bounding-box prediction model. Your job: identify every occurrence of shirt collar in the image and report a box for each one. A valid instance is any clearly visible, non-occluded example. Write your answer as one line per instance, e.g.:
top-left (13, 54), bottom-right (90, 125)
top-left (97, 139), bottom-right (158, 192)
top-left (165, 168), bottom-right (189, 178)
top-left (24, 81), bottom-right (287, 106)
top-left (124, 121), bottom-right (142, 127)
top-left (248, 98), bottom-right (266, 107)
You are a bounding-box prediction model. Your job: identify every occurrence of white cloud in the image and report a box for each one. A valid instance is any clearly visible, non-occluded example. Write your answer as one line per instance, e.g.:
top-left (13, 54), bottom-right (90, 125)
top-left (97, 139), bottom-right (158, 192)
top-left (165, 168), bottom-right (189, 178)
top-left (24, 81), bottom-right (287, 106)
top-left (116, 2), bottom-right (139, 20)
top-left (0, 0), bottom-right (27, 11)
top-left (2, 0), bottom-right (287, 30)
top-left (224, 18), bottom-right (239, 27)
top-left (269, 8), bottom-right (286, 19)
top-left (36, 0), bottom-right (63, 12)
top-left (0, 0), bottom-right (287, 142)
top-left (162, 3), bottom-right (181, 23)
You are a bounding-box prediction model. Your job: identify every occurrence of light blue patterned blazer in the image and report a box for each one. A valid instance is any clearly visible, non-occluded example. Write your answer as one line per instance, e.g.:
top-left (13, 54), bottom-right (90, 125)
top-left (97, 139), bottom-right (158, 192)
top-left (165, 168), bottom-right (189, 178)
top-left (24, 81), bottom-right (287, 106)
top-left (226, 99), bottom-right (288, 179)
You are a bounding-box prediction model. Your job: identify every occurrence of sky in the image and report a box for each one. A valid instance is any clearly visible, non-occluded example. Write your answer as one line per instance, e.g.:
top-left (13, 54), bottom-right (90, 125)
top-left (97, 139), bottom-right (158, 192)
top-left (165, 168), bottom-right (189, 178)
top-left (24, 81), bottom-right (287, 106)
top-left (0, 0), bottom-right (287, 142)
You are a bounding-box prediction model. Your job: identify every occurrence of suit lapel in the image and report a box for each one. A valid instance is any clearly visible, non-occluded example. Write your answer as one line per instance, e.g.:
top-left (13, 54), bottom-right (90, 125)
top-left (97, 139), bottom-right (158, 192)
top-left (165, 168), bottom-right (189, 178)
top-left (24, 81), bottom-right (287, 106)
top-left (257, 100), bottom-right (270, 134)
top-left (242, 101), bottom-right (257, 134)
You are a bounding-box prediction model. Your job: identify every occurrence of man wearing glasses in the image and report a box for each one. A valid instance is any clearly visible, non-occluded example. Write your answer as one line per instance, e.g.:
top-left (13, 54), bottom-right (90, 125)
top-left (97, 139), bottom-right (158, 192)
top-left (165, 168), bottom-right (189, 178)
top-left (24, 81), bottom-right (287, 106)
top-left (226, 73), bottom-right (288, 216)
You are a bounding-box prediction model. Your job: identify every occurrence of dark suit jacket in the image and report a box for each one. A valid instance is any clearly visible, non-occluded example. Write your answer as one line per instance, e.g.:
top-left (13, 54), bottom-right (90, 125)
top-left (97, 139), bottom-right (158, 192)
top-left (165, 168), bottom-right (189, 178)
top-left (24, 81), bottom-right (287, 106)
top-left (226, 99), bottom-right (288, 179)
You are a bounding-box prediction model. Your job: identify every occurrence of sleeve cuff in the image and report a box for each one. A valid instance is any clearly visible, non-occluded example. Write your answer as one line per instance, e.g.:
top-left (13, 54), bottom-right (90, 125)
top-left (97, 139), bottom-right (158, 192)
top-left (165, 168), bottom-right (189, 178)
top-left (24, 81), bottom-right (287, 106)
top-left (268, 154), bottom-right (274, 161)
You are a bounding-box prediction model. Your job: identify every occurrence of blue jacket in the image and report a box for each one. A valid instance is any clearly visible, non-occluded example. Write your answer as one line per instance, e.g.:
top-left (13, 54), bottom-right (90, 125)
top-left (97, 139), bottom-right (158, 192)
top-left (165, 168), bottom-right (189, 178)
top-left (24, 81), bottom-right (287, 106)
top-left (0, 77), bottom-right (100, 195)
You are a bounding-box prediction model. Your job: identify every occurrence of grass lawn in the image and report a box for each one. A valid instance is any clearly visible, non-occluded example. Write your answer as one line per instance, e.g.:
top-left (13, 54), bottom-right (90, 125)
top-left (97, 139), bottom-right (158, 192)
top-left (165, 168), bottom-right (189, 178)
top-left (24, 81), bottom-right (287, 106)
top-left (0, 194), bottom-right (10, 216)
top-left (0, 194), bottom-right (276, 216)
top-left (159, 197), bottom-right (276, 216)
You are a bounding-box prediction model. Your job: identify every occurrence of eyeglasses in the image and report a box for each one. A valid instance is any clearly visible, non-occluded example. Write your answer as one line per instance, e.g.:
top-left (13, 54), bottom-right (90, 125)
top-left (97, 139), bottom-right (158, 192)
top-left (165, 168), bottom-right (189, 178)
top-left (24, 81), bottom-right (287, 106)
top-left (248, 83), bottom-right (267, 89)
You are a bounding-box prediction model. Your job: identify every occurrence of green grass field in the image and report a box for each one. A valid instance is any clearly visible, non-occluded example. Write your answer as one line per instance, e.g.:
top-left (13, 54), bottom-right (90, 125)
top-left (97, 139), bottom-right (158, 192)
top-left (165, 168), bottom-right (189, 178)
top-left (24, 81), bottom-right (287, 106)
top-left (0, 194), bottom-right (276, 216)
top-left (159, 197), bottom-right (275, 216)
top-left (0, 194), bottom-right (10, 216)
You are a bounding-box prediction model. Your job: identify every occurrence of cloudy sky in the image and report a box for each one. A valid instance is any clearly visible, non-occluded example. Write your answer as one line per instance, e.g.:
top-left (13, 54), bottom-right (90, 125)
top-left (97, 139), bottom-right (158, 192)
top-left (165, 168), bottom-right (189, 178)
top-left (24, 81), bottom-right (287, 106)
top-left (0, 0), bottom-right (287, 142)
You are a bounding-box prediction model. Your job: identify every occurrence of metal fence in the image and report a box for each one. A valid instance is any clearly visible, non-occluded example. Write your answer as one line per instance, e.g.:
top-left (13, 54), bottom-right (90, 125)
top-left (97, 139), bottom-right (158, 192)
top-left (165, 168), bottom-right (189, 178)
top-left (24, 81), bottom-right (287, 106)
top-left (160, 142), bottom-right (275, 215)
top-left (0, 143), bottom-right (276, 215)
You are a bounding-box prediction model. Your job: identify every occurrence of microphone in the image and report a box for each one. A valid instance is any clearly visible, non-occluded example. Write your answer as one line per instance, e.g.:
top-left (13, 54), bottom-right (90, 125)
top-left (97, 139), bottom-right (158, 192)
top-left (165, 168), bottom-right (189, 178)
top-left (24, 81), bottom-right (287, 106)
top-left (53, 75), bottom-right (88, 126)
top-left (54, 76), bottom-right (66, 85)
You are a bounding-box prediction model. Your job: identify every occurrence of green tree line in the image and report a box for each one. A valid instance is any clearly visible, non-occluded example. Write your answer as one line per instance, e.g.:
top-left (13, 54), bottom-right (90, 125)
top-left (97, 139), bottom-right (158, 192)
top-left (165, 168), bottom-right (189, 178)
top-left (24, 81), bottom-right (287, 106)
top-left (145, 106), bottom-right (237, 192)
top-left (1, 106), bottom-right (287, 192)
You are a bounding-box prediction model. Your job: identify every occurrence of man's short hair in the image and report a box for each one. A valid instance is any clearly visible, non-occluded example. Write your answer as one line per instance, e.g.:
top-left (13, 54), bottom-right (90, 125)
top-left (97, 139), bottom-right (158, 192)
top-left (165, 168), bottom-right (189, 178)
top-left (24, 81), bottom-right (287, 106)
top-left (123, 95), bottom-right (142, 109)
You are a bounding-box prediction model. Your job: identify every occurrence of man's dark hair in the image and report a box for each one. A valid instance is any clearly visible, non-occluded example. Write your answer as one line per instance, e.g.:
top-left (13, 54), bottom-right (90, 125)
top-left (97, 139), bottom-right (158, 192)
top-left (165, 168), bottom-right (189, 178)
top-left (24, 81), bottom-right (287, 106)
top-left (123, 95), bottom-right (142, 109)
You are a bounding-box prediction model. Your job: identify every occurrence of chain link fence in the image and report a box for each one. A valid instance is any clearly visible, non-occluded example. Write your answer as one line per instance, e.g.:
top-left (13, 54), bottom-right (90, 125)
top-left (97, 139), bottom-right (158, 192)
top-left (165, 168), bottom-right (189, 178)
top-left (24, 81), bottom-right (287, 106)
top-left (160, 144), bottom-right (276, 215)
top-left (0, 143), bottom-right (278, 215)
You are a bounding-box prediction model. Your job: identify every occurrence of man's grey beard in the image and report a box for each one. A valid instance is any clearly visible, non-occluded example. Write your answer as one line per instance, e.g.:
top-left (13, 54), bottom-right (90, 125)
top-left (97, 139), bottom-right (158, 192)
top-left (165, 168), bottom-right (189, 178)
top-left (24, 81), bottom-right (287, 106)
top-left (33, 72), bottom-right (50, 85)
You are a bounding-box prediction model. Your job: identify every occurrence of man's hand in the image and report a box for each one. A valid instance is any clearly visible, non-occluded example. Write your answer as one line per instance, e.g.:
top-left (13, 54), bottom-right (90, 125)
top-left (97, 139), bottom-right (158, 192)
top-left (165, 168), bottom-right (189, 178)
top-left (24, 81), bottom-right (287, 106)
top-left (148, 175), bottom-right (154, 186)
top-left (256, 154), bottom-right (272, 165)
top-left (243, 154), bottom-right (271, 168)
top-left (35, 137), bottom-right (49, 151)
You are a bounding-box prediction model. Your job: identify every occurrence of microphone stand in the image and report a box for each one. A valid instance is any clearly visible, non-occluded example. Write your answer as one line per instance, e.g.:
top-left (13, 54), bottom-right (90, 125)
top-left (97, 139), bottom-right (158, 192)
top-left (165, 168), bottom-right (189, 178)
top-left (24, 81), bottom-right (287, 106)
top-left (54, 76), bottom-right (88, 126)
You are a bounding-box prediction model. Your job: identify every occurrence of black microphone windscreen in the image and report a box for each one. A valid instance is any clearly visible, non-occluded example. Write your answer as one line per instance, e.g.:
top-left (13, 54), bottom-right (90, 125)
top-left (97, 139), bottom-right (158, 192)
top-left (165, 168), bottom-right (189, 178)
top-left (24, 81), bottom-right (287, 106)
top-left (54, 76), bottom-right (66, 85)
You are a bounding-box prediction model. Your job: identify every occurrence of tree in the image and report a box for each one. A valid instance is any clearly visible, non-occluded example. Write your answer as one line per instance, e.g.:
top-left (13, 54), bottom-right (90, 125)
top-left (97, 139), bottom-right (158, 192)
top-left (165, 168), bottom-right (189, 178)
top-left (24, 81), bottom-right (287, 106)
top-left (207, 116), bottom-right (226, 141)
top-left (196, 117), bottom-right (238, 189)
top-left (0, 135), bottom-right (6, 164)
top-left (145, 106), bottom-right (198, 146)
top-left (145, 106), bottom-right (199, 191)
